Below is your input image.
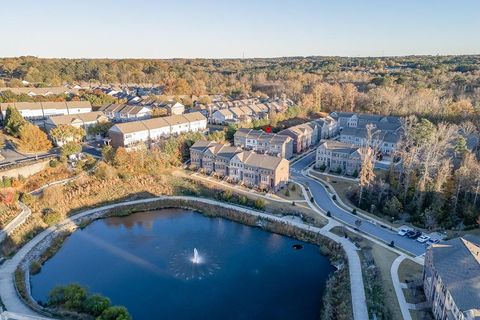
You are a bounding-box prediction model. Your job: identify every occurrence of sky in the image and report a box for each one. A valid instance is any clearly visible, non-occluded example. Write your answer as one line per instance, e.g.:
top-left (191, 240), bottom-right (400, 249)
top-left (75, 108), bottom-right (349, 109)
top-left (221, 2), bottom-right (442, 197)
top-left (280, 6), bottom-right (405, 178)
top-left (1, 0), bottom-right (479, 58)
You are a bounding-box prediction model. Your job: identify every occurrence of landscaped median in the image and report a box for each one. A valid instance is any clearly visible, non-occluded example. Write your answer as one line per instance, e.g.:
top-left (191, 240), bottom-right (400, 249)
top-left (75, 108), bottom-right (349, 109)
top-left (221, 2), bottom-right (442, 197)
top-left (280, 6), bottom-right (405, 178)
top-left (1, 196), bottom-right (357, 320)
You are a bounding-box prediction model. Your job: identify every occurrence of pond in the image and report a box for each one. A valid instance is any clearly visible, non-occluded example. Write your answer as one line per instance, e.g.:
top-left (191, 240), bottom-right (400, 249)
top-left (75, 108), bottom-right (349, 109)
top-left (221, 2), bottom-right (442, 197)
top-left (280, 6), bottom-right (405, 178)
top-left (31, 208), bottom-right (335, 319)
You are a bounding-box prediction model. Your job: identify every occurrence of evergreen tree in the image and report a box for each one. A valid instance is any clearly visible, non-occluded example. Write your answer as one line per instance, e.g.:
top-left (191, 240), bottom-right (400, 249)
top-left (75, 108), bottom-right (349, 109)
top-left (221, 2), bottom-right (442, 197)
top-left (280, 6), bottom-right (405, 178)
top-left (4, 106), bottom-right (26, 137)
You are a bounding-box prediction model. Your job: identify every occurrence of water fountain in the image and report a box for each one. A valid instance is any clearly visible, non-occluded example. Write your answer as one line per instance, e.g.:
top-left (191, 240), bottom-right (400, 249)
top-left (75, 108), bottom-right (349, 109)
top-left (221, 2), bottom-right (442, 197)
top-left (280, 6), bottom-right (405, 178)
top-left (192, 248), bottom-right (201, 264)
top-left (169, 247), bottom-right (220, 280)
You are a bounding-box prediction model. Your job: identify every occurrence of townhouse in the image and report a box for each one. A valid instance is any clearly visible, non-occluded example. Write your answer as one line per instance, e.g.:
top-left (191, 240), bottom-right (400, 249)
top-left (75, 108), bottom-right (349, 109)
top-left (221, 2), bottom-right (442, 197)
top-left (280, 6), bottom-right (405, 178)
top-left (159, 101), bottom-right (185, 115)
top-left (99, 103), bottom-right (152, 122)
top-left (234, 128), bottom-right (294, 159)
top-left (190, 140), bottom-right (289, 191)
top-left (0, 101), bottom-right (92, 121)
top-left (316, 140), bottom-right (362, 175)
top-left (423, 236), bottom-right (480, 320)
top-left (45, 111), bottom-right (109, 141)
top-left (278, 122), bottom-right (319, 154)
top-left (211, 109), bottom-right (234, 125)
top-left (108, 112), bottom-right (207, 147)
top-left (330, 112), bottom-right (403, 156)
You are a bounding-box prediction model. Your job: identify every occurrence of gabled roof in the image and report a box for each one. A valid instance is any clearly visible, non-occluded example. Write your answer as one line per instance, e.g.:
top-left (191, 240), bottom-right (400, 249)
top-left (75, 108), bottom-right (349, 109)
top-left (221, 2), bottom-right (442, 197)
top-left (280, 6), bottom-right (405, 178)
top-left (430, 235), bottom-right (480, 312)
top-left (47, 111), bottom-right (107, 126)
top-left (183, 112), bottom-right (207, 122)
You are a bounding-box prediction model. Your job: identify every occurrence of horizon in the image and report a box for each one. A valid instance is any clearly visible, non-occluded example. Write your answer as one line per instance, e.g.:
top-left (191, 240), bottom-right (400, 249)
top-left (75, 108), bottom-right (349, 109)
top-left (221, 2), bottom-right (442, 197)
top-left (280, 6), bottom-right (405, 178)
top-left (2, 0), bottom-right (479, 58)
top-left (2, 53), bottom-right (480, 60)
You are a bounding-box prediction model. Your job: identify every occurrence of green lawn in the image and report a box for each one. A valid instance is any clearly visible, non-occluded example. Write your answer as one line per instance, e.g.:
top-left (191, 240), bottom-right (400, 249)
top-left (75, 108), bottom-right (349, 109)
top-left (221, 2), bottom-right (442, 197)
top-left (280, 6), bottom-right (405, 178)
top-left (330, 226), bottom-right (403, 320)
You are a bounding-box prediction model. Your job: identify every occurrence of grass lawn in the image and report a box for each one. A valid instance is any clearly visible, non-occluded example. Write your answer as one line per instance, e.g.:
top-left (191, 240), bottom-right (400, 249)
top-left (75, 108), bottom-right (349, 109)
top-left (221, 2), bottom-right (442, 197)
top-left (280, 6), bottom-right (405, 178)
top-left (330, 226), bottom-right (403, 320)
top-left (274, 182), bottom-right (305, 201)
top-left (398, 259), bottom-right (423, 283)
top-left (410, 309), bottom-right (434, 320)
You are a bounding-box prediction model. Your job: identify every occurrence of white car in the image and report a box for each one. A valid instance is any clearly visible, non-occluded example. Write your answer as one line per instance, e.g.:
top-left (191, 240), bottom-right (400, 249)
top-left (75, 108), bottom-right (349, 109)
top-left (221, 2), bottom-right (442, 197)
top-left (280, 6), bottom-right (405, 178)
top-left (417, 235), bottom-right (430, 243)
top-left (398, 226), bottom-right (413, 236)
top-left (426, 238), bottom-right (440, 246)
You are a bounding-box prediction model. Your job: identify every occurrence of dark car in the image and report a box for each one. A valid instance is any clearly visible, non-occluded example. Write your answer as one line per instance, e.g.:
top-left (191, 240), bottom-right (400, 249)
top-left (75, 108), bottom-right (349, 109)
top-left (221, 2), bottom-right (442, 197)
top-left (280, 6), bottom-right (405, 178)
top-left (406, 230), bottom-right (422, 239)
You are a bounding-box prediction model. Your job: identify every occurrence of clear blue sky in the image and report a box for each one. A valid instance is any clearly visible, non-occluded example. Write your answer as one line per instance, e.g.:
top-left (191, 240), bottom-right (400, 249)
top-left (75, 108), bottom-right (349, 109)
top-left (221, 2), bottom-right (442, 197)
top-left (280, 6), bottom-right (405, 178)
top-left (1, 0), bottom-right (479, 58)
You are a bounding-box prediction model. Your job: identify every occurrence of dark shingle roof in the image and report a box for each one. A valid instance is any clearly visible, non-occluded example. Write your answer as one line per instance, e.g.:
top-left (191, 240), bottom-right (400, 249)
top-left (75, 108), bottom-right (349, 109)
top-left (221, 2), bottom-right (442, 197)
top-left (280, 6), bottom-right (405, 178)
top-left (430, 235), bottom-right (480, 311)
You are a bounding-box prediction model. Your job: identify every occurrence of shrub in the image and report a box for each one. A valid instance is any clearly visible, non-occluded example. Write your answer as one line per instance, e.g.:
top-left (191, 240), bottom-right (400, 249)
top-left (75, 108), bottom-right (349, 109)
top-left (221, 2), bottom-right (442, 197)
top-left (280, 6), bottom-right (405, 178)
top-left (30, 261), bottom-right (42, 275)
top-left (253, 198), bottom-right (266, 210)
top-left (238, 196), bottom-right (247, 205)
top-left (221, 190), bottom-right (233, 202)
top-left (352, 208), bottom-right (357, 215)
top-left (284, 189), bottom-right (290, 197)
top-left (49, 159), bottom-right (58, 168)
top-left (335, 167), bottom-right (342, 174)
top-left (20, 192), bottom-right (35, 206)
top-left (318, 163), bottom-right (327, 171)
top-left (94, 162), bottom-right (117, 180)
top-left (42, 210), bottom-right (62, 226)
top-left (83, 294), bottom-right (111, 317)
top-left (3, 177), bottom-right (12, 188)
top-left (290, 184), bottom-right (297, 192)
top-left (352, 169), bottom-right (358, 178)
top-left (98, 306), bottom-right (132, 320)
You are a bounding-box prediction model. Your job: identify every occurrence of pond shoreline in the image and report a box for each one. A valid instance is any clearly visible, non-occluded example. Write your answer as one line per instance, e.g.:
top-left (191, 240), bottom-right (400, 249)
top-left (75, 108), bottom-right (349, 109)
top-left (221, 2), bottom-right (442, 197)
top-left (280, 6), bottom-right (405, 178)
top-left (9, 196), bottom-right (351, 319)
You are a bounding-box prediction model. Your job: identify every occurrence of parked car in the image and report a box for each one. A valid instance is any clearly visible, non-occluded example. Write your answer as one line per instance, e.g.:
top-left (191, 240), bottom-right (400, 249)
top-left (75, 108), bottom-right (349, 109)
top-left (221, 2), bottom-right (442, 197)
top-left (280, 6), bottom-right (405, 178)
top-left (406, 230), bottom-right (422, 239)
top-left (398, 226), bottom-right (413, 236)
top-left (417, 235), bottom-right (430, 243)
top-left (426, 238), bottom-right (440, 246)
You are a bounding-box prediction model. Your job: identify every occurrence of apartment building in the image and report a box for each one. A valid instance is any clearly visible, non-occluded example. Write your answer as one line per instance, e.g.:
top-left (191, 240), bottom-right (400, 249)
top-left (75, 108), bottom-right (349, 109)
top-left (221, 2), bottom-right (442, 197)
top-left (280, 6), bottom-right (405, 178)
top-left (233, 128), bottom-right (294, 159)
top-left (330, 112), bottom-right (403, 156)
top-left (190, 141), bottom-right (289, 191)
top-left (108, 112), bottom-right (207, 147)
top-left (316, 140), bottom-right (362, 175)
top-left (0, 101), bottom-right (92, 121)
top-left (423, 236), bottom-right (480, 320)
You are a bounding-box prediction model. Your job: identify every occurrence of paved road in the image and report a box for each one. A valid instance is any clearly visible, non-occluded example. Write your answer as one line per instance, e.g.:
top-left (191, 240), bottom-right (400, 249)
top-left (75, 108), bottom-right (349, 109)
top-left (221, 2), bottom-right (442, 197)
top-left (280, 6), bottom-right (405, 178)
top-left (290, 152), bottom-right (426, 257)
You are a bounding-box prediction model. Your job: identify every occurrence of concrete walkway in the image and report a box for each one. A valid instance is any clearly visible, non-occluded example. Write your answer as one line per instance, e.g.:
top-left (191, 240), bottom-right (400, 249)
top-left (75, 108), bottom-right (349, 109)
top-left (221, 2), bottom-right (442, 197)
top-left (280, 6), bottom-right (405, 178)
top-left (391, 255), bottom-right (413, 320)
top-left (0, 196), bottom-right (370, 320)
top-left (0, 203), bottom-right (31, 243)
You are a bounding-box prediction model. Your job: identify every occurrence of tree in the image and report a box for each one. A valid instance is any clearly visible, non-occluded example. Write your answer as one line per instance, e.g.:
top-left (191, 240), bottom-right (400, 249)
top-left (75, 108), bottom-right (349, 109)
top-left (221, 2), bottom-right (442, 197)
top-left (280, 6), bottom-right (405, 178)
top-left (87, 122), bottom-right (113, 138)
top-left (98, 306), bottom-right (132, 320)
top-left (61, 141), bottom-right (82, 157)
top-left (358, 124), bottom-right (377, 205)
top-left (455, 136), bottom-right (468, 157)
top-left (17, 123), bottom-right (52, 153)
top-left (384, 196), bottom-right (403, 218)
top-left (83, 294), bottom-right (111, 317)
top-left (4, 106), bottom-right (26, 137)
top-left (48, 284), bottom-right (87, 311)
top-left (50, 125), bottom-right (86, 145)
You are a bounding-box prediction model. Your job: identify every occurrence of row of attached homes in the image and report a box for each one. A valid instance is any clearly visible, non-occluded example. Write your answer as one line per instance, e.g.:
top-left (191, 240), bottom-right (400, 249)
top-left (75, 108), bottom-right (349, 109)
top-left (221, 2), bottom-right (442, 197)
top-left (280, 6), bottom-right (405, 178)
top-left (108, 112), bottom-right (207, 147)
top-left (190, 140), bottom-right (289, 191)
top-left (0, 101), bottom-right (92, 122)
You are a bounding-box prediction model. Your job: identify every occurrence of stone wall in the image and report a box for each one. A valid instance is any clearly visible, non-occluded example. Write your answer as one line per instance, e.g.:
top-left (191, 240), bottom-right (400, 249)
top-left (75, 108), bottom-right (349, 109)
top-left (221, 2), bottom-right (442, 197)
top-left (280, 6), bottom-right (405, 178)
top-left (0, 159), bottom-right (51, 179)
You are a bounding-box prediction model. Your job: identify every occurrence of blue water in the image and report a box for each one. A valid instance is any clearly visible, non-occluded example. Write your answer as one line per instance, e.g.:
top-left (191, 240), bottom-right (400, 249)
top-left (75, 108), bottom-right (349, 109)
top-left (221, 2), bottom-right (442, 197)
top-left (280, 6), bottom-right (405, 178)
top-left (31, 209), bottom-right (335, 319)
